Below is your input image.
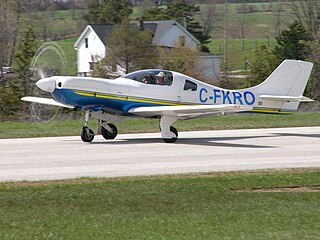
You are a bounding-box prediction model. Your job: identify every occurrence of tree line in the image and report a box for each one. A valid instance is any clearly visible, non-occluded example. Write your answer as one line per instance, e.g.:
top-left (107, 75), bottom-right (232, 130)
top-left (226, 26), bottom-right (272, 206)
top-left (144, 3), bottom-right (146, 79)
top-left (1, 0), bottom-right (320, 121)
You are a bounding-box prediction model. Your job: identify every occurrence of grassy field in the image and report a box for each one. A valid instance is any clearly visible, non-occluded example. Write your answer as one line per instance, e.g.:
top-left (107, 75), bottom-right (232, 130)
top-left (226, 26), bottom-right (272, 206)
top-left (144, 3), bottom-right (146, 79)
top-left (0, 169), bottom-right (319, 239)
top-left (207, 38), bottom-right (277, 69)
top-left (1, 111), bottom-right (320, 139)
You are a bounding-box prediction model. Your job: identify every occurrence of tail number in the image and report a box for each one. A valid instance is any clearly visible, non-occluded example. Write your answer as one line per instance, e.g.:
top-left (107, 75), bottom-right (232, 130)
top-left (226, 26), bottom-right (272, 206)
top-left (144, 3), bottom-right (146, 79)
top-left (200, 88), bottom-right (255, 105)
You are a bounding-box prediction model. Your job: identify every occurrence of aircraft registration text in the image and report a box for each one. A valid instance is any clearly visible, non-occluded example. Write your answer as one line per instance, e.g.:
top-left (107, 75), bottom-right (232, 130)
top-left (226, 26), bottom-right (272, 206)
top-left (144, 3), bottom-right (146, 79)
top-left (199, 88), bottom-right (255, 105)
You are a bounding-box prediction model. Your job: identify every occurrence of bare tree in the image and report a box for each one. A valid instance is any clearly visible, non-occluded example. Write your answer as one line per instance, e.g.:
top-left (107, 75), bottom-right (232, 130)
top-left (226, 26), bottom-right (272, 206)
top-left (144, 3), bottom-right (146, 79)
top-left (199, 1), bottom-right (221, 38)
top-left (291, 0), bottom-right (320, 40)
top-left (0, 0), bottom-right (21, 75)
top-left (272, 2), bottom-right (283, 37)
top-left (238, 15), bottom-right (249, 40)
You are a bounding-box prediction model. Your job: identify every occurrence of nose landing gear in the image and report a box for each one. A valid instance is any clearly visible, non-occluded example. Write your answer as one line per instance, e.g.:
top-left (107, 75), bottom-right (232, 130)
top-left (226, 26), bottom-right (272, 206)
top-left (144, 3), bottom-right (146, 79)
top-left (81, 126), bottom-right (94, 142)
top-left (81, 110), bottom-right (95, 142)
top-left (80, 110), bottom-right (119, 142)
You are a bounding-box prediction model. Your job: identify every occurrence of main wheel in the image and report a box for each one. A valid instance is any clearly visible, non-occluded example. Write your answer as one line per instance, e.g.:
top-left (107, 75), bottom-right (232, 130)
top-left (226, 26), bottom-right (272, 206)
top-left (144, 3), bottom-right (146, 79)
top-left (163, 126), bottom-right (178, 143)
top-left (81, 127), bottom-right (94, 142)
top-left (101, 123), bottom-right (118, 140)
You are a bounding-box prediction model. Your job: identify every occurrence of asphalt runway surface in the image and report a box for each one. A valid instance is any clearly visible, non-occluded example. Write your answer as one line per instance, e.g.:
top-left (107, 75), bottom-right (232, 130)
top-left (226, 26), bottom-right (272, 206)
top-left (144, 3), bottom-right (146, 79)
top-left (1, 126), bottom-right (320, 182)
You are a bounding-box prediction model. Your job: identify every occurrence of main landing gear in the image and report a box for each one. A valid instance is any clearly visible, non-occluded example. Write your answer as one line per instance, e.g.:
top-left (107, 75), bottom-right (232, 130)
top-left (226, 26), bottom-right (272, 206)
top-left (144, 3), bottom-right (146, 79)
top-left (80, 110), bottom-right (179, 143)
top-left (160, 115), bottom-right (178, 143)
top-left (80, 110), bottom-right (118, 143)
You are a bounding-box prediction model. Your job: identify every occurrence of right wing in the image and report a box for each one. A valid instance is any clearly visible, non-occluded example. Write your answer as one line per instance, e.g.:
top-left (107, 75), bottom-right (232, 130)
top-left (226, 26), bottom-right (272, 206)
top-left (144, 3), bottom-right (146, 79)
top-left (129, 104), bottom-right (253, 119)
top-left (21, 97), bottom-right (74, 109)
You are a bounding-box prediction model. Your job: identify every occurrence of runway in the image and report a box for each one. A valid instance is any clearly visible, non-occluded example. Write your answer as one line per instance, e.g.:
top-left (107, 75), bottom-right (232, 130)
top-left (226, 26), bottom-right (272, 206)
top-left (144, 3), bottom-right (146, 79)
top-left (1, 126), bottom-right (320, 182)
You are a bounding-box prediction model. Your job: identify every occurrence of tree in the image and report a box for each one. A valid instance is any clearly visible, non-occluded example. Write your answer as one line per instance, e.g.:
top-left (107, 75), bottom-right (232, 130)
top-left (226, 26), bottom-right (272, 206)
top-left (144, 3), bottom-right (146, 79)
top-left (158, 45), bottom-right (207, 82)
top-left (142, 0), bottom-right (210, 52)
top-left (289, 1), bottom-right (320, 101)
top-left (199, 1), bottom-right (220, 39)
top-left (273, 21), bottom-right (311, 62)
top-left (84, 0), bottom-right (132, 24)
top-left (93, 20), bottom-right (157, 77)
top-left (272, 2), bottom-right (283, 37)
top-left (0, 0), bottom-right (21, 77)
top-left (306, 41), bottom-right (320, 101)
top-left (290, 0), bottom-right (320, 40)
top-left (246, 45), bottom-right (278, 87)
top-left (14, 26), bottom-right (37, 96)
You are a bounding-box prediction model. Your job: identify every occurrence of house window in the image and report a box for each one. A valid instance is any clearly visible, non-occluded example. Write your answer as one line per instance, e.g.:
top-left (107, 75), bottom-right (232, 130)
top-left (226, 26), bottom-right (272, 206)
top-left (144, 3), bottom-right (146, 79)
top-left (85, 38), bottom-right (88, 48)
top-left (179, 36), bottom-right (185, 47)
top-left (183, 80), bottom-right (197, 91)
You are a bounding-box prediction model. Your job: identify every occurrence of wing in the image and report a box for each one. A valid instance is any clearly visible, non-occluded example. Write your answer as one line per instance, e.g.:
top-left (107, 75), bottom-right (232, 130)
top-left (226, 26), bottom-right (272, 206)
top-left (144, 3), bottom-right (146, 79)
top-left (128, 104), bottom-right (253, 119)
top-left (21, 97), bottom-right (74, 109)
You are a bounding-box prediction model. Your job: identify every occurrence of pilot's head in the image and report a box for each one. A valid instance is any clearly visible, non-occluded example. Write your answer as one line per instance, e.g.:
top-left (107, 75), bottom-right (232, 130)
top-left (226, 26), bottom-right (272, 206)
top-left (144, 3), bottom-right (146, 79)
top-left (156, 72), bottom-right (165, 84)
top-left (156, 72), bottom-right (165, 78)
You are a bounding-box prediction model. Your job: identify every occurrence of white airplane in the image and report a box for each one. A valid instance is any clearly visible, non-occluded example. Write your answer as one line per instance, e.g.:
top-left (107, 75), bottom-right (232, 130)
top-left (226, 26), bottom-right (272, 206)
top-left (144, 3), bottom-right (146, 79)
top-left (22, 60), bottom-right (313, 143)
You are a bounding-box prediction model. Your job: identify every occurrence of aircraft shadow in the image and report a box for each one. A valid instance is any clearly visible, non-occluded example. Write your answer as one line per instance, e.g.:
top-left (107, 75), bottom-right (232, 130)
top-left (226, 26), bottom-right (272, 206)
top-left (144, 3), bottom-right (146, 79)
top-left (272, 132), bottom-right (320, 139)
top-left (90, 135), bottom-right (276, 149)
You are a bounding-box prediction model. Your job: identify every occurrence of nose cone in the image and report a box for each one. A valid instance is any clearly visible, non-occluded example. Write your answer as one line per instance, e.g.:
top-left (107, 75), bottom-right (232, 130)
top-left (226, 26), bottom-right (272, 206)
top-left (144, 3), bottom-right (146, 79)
top-left (36, 78), bottom-right (56, 93)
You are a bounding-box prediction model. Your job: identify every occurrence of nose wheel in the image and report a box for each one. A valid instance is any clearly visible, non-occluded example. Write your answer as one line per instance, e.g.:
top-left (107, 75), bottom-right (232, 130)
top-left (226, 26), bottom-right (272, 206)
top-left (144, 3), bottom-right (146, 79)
top-left (81, 127), bottom-right (94, 142)
top-left (81, 110), bottom-right (95, 142)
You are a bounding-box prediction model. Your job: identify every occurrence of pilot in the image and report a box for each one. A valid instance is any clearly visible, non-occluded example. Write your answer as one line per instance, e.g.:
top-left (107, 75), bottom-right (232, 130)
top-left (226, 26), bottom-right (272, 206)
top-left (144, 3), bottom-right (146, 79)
top-left (156, 72), bottom-right (165, 85)
top-left (143, 74), bottom-right (154, 84)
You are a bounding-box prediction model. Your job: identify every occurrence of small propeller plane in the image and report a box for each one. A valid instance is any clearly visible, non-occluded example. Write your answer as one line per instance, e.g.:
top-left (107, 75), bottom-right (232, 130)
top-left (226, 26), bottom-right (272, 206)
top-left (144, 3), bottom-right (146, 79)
top-left (22, 60), bottom-right (313, 143)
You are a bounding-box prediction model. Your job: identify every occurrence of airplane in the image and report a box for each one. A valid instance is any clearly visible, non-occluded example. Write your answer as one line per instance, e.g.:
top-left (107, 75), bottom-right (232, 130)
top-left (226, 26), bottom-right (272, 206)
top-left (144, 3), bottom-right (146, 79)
top-left (22, 59), bottom-right (313, 143)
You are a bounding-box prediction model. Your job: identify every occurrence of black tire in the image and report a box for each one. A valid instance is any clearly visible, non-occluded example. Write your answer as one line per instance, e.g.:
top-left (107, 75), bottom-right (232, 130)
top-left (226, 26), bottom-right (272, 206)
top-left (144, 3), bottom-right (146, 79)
top-left (163, 126), bottom-right (178, 143)
top-left (81, 127), bottom-right (94, 142)
top-left (101, 123), bottom-right (118, 140)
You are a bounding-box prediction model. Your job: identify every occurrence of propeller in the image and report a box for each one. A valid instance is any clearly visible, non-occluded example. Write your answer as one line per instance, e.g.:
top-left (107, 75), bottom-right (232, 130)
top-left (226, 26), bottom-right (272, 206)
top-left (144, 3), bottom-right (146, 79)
top-left (27, 42), bottom-right (73, 122)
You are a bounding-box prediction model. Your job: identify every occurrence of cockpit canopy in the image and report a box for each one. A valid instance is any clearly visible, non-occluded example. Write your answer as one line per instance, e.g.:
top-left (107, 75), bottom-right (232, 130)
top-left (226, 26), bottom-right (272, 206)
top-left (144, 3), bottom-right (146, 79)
top-left (122, 70), bottom-right (173, 86)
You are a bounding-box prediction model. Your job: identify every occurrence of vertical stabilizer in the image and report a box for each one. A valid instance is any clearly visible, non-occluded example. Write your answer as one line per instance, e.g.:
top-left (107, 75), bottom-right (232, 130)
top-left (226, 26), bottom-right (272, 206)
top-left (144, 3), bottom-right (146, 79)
top-left (248, 60), bottom-right (313, 111)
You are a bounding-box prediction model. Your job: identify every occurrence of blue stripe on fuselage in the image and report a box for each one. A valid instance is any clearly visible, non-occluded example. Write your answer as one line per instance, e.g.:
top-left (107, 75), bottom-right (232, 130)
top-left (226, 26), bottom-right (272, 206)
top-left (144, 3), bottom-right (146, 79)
top-left (51, 89), bottom-right (163, 113)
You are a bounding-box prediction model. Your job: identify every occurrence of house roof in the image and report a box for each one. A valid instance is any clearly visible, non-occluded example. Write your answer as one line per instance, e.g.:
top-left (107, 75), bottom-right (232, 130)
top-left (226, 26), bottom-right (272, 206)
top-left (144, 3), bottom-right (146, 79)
top-left (145, 20), bottom-right (200, 45)
top-left (90, 24), bottom-right (114, 45)
top-left (74, 20), bottom-right (200, 49)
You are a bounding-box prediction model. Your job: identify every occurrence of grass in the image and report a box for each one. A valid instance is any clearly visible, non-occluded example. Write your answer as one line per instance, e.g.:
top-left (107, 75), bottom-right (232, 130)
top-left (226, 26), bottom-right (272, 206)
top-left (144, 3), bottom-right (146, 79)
top-left (207, 38), bottom-right (277, 69)
top-left (0, 169), bottom-right (319, 239)
top-left (1, 111), bottom-right (320, 139)
top-left (54, 37), bottom-right (78, 75)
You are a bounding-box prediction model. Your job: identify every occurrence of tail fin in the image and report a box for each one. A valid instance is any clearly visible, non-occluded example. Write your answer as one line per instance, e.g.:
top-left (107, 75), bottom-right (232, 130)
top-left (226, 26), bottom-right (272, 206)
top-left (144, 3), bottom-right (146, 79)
top-left (249, 60), bottom-right (313, 112)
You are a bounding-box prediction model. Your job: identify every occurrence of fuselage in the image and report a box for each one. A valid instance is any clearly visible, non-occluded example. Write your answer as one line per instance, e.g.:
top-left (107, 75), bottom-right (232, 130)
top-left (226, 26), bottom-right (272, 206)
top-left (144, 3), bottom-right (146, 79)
top-left (38, 69), bottom-right (274, 115)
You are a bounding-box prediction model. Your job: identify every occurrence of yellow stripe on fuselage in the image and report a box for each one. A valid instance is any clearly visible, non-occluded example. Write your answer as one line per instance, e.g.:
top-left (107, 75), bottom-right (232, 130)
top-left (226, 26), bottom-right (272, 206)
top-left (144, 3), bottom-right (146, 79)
top-left (74, 90), bottom-right (183, 106)
top-left (251, 107), bottom-right (294, 114)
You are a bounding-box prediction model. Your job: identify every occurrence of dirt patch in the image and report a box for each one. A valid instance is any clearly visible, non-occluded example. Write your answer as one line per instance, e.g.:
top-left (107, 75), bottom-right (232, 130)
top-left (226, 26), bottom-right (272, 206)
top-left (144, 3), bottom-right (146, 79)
top-left (232, 185), bottom-right (320, 192)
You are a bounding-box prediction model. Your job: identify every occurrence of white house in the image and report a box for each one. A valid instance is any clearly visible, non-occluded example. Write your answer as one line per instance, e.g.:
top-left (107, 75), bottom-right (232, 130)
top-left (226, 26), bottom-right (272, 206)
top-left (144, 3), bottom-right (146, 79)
top-left (74, 20), bottom-right (221, 81)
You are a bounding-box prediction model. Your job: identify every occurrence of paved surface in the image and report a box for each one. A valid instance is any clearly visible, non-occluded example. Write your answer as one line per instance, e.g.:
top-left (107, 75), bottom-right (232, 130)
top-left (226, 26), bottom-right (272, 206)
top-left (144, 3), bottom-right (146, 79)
top-left (1, 126), bottom-right (320, 182)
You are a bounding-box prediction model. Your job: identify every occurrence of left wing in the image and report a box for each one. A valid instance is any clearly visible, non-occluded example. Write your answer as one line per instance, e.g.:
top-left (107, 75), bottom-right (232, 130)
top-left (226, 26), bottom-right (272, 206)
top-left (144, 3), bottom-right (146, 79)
top-left (129, 104), bottom-right (252, 119)
top-left (21, 97), bottom-right (74, 109)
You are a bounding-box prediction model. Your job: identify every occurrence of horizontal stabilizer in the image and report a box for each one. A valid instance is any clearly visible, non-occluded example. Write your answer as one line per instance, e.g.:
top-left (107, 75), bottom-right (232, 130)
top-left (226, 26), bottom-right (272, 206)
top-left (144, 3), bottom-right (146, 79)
top-left (21, 97), bottom-right (74, 108)
top-left (259, 95), bottom-right (314, 102)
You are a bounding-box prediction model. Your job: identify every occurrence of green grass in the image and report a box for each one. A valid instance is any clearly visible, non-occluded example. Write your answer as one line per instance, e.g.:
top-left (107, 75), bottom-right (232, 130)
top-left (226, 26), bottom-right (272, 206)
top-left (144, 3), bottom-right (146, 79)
top-left (208, 38), bottom-right (277, 69)
top-left (1, 111), bottom-right (320, 139)
top-left (55, 37), bottom-right (78, 75)
top-left (0, 169), bottom-right (319, 239)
